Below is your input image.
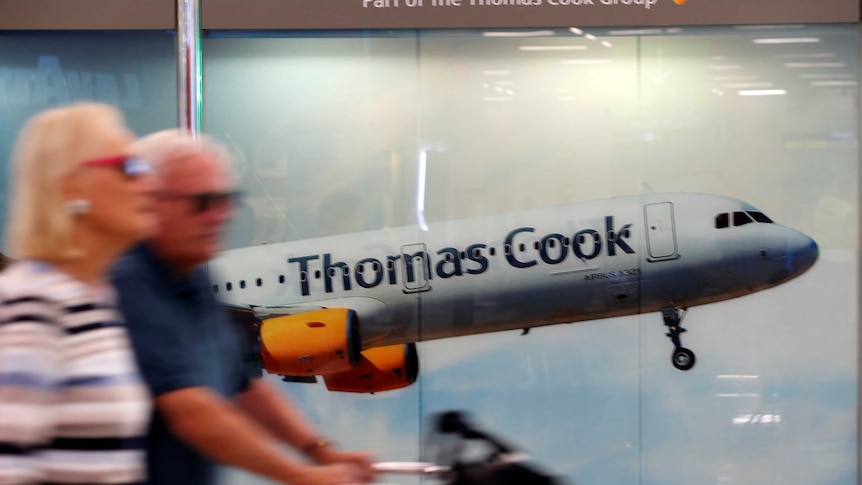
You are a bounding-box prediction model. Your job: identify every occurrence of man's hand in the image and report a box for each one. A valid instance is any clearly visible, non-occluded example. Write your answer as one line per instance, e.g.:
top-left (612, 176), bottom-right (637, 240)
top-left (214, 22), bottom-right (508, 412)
top-left (309, 447), bottom-right (376, 481)
top-left (287, 462), bottom-right (375, 485)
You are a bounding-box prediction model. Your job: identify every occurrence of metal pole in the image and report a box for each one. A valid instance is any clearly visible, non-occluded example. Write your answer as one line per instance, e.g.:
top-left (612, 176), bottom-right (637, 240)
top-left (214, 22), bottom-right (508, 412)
top-left (177, 0), bottom-right (201, 138)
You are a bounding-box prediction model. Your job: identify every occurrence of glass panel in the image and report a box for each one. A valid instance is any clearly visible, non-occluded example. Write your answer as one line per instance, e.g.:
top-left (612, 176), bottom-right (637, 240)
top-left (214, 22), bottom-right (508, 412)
top-left (0, 31), bottom-right (177, 238)
top-left (204, 33), bottom-right (426, 485)
top-left (204, 24), bottom-right (858, 485)
top-left (733, 210), bottom-right (754, 226)
top-left (204, 34), bottom-right (422, 250)
top-left (748, 211), bottom-right (774, 223)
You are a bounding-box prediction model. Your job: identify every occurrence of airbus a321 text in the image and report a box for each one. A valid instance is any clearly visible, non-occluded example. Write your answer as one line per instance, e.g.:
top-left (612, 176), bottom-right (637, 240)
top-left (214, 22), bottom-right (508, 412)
top-left (210, 192), bottom-right (818, 393)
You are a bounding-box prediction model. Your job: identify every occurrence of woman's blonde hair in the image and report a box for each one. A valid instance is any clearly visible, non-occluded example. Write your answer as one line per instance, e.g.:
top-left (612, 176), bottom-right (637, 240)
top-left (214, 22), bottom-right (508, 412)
top-left (6, 103), bottom-right (128, 260)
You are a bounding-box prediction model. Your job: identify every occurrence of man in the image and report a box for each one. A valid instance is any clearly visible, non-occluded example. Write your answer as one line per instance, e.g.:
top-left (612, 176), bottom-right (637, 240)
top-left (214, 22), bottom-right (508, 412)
top-left (112, 130), bottom-right (376, 485)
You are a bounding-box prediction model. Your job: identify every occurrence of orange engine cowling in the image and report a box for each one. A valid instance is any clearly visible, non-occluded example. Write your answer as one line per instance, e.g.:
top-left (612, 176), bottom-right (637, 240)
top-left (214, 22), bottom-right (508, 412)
top-left (259, 308), bottom-right (361, 376)
top-left (324, 343), bottom-right (419, 393)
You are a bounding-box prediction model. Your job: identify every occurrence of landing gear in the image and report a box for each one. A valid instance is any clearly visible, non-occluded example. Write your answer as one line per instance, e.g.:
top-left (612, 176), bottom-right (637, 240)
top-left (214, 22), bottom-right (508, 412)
top-left (661, 306), bottom-right (696, 371)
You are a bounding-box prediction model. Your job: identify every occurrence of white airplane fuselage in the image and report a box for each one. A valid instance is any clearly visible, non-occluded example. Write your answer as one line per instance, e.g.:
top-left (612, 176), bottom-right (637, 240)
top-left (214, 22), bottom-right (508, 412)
top-left (209, 192), bottom-right (818, 350)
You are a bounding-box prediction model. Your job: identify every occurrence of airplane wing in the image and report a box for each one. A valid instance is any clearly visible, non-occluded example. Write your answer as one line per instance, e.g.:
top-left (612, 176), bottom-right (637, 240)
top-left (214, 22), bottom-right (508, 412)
top-left (223, 301), bottom-right (329, 325)
top-left (223, 302), bottom-right (260, 326)
top-left (224, 296), bottom-right (391, 321)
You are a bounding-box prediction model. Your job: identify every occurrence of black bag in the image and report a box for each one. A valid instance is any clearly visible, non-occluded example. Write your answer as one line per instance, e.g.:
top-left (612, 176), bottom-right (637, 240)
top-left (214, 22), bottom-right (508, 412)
top-left (432, 411), bottom-right (566, 485)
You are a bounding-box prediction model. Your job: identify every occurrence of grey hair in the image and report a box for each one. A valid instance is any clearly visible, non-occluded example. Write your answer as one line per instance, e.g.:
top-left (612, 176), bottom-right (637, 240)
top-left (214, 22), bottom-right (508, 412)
top-left (131, 129), bottom-right (235, 182)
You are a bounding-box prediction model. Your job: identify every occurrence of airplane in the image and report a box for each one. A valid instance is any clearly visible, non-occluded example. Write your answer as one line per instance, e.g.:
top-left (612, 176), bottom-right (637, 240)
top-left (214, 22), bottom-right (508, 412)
top-left (209, 192), bottom-right (819, 393)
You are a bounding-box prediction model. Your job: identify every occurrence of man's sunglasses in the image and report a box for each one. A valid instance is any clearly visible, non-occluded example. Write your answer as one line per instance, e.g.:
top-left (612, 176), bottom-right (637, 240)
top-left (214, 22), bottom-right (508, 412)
top-left (81, 155), bottom-right (153, 178)
top-left (161, 190), bottom-right (241, 214)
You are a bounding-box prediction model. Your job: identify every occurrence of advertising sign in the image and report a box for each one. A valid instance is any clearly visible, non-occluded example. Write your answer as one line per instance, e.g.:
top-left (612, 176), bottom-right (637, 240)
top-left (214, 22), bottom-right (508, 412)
top-left (204, 23), bottom-right (859, 485)
top-left (203, 0), bottom-right (860, 30)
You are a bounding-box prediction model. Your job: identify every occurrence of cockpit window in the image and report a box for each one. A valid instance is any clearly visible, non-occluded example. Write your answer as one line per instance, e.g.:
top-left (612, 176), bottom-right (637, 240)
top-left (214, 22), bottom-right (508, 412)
top-left (733, 211), bottom-right (754, 226)
top-left (717, 210), bottom-right (774, 229)
top-left (747, 211), bottom-right (773, 223)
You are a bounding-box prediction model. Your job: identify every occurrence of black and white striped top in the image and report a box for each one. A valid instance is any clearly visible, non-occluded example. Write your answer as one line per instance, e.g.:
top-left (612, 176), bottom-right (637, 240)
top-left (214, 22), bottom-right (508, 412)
top-left (0, 260), bottom-right (150, 484)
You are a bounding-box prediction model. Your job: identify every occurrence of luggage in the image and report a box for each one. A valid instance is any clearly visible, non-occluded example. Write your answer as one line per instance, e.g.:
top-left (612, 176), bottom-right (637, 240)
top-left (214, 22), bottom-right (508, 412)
top-left (430, 411), bottom-right (565, 485)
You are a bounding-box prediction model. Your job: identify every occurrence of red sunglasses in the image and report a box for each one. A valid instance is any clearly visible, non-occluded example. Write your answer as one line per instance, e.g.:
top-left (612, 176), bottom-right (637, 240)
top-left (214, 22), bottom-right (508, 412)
top-left (81, 155), bottom-right (153, 178)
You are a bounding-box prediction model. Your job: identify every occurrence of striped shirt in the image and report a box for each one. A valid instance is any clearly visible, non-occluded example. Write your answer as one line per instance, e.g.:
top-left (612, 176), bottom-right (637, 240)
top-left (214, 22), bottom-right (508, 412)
top-left (0, 261), bottom-right (150, 484)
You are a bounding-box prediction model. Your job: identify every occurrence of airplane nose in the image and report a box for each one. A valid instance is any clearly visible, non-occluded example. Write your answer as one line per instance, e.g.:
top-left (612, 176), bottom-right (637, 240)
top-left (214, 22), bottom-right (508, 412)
top-left (784, 230), bottom-right (819, 275)
top-left (761, 229), bottom-right (818, 285)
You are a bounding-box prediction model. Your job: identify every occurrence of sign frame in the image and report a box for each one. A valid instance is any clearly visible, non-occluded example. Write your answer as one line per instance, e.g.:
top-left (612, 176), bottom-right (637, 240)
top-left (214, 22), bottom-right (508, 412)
top-left (0, 0), bottom-right (176, 30)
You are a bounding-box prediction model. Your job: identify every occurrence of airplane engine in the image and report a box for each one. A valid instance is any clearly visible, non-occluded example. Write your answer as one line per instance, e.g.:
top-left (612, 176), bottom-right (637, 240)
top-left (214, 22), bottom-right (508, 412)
top-left (259, 308), bottom-right (361, 376)
top-left (324, 343), bottom-right (419, 393)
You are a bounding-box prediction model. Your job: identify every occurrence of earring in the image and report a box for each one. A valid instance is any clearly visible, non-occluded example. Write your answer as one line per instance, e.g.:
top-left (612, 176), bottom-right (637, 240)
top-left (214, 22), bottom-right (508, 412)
top-left (66, 199), bottom-right (91, 215)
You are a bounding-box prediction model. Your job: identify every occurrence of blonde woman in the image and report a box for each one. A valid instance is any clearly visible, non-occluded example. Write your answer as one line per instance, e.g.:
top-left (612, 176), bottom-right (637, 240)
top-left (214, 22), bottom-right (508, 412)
top-left (0, 103), bottom-right (158, 484)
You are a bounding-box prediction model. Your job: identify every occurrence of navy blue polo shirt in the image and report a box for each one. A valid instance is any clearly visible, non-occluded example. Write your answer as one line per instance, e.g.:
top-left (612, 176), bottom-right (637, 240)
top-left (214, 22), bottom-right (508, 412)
top-left (111, 244), bottom-right (261, 485)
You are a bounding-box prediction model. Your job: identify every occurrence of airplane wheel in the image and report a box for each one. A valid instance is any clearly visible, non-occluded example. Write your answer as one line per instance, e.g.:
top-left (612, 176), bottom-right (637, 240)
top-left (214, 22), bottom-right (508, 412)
top-left (672, 348), bottom-right (696, 371)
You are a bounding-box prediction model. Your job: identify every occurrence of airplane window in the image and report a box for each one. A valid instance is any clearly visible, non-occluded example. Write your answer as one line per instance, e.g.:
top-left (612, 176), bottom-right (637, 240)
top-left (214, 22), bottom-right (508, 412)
top-left (533, 241), bottom-right (540, 250)
top-left (328, 268), bottom-right (336, 277)
top-left (622, 228), bottom-right (631, 238)
top-left (212, 285), bottom-right (218, 294)
top-left (715, 213), bottom-right (729, 229)
top-left (472, 248), bottom-right (481, 258)
top-left (460, 251), bottom-right (466, 259)
top-left (747, 211), bottom-right (774, 223)
top-left (240, 280), bottom-right (246, 289)
top-left (314, 270), bottom-right (321, 279)
top-left (733, 211), bottom-right (754, 226)
top-left (357, 265), bottom-right (364, 273)
top-left (278, 275), bottom-right (285, 284)
top-left (577, 235), bottom-right (585, 244)
top-left (563, 237), bottom-right (570, 247)
top-left (547, 239), bottom-right (556, 249)
top-left (489, 247), bottom-right (496, 256)
top-left (256, 278), bottom-right (262, 287)
top-left (519, 243), bottom-right (526, 252)
top-left (593, 233), bottom-right (600, 243)
top-left (343, 266), bottom-right (349, 276)
top-left (373, 262), bottom-right (380, 271)
top-left (301, 271), bottom-right (308, 282)
top-left (386, 260), bottom-right (394, 271)
top-left (226, 282), bottom-right (233, 291)
top-left (503, 244), bottom-right (511, 255)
